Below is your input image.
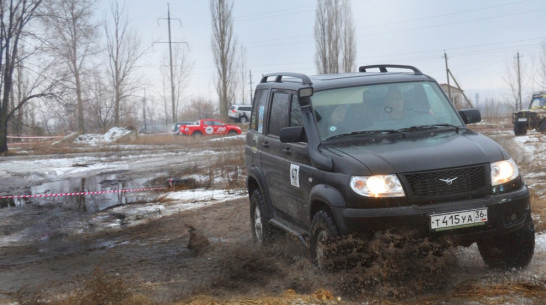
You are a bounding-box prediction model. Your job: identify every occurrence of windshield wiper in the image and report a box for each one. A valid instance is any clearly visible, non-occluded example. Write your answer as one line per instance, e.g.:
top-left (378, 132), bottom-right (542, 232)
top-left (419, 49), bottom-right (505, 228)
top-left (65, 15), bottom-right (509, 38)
top-left (400, 124), bottom-right (460, 132)
top-left (325, 129), bottom-right (405, 141)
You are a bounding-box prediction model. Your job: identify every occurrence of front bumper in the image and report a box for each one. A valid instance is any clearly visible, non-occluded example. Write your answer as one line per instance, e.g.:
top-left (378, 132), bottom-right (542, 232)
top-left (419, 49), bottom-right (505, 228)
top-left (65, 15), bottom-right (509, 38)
top-left (332, 186), bottom-right (530, 244)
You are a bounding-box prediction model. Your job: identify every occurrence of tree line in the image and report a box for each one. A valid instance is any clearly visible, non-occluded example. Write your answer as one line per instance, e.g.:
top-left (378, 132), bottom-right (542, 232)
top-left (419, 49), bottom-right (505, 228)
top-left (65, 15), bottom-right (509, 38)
top-left (0, 0), bottom-right (354, 153)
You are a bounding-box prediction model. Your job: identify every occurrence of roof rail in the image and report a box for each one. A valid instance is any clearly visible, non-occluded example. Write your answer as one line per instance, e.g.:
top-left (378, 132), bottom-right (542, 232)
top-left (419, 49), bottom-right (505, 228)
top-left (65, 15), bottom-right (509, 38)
top-left (358, 64), bottom-right (423, 75)
top-left (260, 72), bottom-right (313, 85)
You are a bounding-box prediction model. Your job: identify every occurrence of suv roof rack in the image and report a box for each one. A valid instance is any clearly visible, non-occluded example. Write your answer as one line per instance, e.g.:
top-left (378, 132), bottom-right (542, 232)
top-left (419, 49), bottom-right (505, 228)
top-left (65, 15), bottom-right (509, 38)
top-left (260, 72), bottom-right (313, 85)
top-left (358, 64), bottom-right (423, 75)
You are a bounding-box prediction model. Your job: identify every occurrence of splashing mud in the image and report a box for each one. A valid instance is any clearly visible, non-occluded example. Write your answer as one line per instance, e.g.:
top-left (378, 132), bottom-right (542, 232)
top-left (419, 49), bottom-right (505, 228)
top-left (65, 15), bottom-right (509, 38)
top-left (173, 229), bottom-right (457, 302)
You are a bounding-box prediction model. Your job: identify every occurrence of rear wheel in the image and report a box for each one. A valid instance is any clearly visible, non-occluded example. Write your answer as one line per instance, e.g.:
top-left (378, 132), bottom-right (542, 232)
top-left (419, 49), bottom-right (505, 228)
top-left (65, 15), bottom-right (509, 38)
top-left (538, 119), bottom-right (546, 133)
top-left (514, 123), bottom-right (527, 136)
top-left (192, 131), bottom-right (202, 136)
top-left (477, 212), bottom-right (535, 269)
top-left (240, 116), bottom-right (248, 124)
top-left (250, 190), bottom-right (273, 246)
top-left (310, 210), bottom-right (340, 270)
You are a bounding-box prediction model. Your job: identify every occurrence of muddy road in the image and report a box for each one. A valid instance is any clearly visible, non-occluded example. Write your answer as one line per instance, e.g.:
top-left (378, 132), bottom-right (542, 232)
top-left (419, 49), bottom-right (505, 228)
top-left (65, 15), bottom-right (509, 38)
top-left (0, 132), bottom-right (545, 304)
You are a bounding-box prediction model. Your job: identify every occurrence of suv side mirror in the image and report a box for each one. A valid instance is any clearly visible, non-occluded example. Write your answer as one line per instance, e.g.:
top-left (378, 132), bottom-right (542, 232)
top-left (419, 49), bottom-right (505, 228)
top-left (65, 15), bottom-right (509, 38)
top-left (298, 87), bottom-right (313, 98)
top-left (459, 109), bottom-right (481, 124)
top-left (280, 126), bottom-right (306, 143)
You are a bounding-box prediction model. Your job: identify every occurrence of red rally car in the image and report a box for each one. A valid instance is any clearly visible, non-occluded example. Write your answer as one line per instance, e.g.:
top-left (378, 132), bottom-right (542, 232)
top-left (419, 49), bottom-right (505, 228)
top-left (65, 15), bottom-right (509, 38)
top-left (179, 119), bottom-right (242, 136)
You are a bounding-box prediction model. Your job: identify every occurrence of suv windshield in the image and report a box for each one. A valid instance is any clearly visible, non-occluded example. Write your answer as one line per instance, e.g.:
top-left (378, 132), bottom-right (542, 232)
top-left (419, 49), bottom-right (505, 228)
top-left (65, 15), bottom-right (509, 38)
top-left (530, 96), bottom-right (546, 109)
top-left (312, 81), bottom-right (464, 140)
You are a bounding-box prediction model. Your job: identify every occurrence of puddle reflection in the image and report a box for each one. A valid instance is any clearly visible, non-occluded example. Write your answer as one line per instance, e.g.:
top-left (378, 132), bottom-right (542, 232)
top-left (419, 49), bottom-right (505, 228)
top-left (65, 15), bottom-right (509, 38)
top-left (0, 174), bottom-right (162, 212)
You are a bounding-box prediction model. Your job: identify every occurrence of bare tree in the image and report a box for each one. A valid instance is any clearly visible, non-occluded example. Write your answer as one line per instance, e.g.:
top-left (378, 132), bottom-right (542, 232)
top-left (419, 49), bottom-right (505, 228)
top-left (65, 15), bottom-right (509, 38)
top-left (210, 0), bottom-right (238, 117)
top-left (87, 72), bottom-right (112, 131)
top-left (0, 0), bottom-right (57, 153)
top-left (503, 53), bottom-right (527, 111)
top-left (314, 0), bottom-right (356, 74)
top-left (104, 0), bottom-right (144, 126)
top-left (340, 1), bottom-right (356, 73)
top-left (238, 45), bottom-right (247, 105)
top-left (188, 96), bottom-right (216, 119)
top-left (42, 0), bottom-right (98, 133)
top-left (160, 44), bottom-right (193, 124)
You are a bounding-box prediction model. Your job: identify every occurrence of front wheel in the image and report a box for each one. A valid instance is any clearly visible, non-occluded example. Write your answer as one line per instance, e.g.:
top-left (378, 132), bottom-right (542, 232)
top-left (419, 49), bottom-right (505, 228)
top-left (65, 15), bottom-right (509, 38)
top-left (250, 190), bottom-right (273, 246)
top-left (477, 212), bottom-right (535, 269)
top-left (514, 123), bottom-right (527, 136)
top-left (310, 210), bottom-right (340, 270)
top-left (240, 116), bottom-right (248, 124)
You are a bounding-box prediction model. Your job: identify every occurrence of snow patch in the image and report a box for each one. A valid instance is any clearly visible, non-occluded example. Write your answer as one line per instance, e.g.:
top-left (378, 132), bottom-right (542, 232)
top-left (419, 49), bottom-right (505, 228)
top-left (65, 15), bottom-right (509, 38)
top-left (74, 127), bottom-right (133, 145)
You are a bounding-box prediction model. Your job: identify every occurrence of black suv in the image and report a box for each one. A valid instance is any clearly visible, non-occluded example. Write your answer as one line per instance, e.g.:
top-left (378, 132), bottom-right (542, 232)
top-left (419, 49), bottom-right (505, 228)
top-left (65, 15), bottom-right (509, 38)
top-left (244, 65), bottom-right (534, 269)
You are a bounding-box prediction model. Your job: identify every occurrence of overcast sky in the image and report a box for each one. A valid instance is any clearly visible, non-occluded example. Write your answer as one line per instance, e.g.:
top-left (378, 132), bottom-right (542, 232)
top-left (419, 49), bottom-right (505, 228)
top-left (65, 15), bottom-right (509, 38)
top-left (99, 0), bottom-right (546, 105)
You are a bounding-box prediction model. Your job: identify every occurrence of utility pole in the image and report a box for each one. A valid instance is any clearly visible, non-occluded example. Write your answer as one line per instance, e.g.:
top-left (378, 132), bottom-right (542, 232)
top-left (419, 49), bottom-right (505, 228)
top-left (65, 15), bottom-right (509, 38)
top-left (142, 95), bottom-right (147, 133)
top-left (443, 51), bottom-right (473, 108)
top-left (444, 52), bottom-right (452, 102)
top-left (167, 4), bottom-right (175, 123)
top-left (157, 4), bottom-right (186, 124)
top-left (249, 69), bottom-right (254, 103)
top-left (516, 52), bottom-right (522, 111)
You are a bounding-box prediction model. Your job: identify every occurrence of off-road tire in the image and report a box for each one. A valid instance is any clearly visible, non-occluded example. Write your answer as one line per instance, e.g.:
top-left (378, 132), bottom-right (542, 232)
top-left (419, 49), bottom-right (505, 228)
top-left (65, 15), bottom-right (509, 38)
top-left (538, 119), bottom-right (546, 133)
top-left (192, 131), bottom-right (202, 136)
top-left (250, 190), bottom-right (273, 246)
top-left (310, 210), bottom-right (340, 270)
top-left (514, 123), bottom-right (527, 136)
top-left (477, 212), bottom-right (535, 269)
top-left (228, 129), bottom-right (238, 135)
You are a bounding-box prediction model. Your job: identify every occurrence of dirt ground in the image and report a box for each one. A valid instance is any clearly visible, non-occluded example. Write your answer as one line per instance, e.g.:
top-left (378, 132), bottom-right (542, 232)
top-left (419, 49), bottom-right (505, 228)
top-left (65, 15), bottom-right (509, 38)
top-left (1, 196), bottom-right (545, 304)
top-left (1, 131), bottom-right (546, 304)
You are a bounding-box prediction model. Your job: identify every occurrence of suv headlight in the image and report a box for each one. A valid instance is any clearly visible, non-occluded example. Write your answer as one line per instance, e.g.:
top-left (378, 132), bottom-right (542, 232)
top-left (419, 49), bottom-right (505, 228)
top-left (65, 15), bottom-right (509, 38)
top-left (350, 175), bottom-right (405, 197)
top-left (490, 159), bottom-right (519, 186)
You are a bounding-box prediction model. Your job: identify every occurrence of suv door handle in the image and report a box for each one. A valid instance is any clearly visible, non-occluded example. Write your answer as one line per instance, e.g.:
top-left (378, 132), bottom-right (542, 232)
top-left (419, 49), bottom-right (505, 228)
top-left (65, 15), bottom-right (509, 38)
top-left (262, 141), bottom-right (269, 148)
top-left (282, 147), bottom-right (291, 155)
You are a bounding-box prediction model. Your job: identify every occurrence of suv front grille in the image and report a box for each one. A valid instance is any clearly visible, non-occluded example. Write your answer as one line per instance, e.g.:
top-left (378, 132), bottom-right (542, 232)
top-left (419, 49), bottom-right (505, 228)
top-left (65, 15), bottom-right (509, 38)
top-left (402, 165), bottom-right (488, 201)
top-left (515, 112), bottom-right (536, 118)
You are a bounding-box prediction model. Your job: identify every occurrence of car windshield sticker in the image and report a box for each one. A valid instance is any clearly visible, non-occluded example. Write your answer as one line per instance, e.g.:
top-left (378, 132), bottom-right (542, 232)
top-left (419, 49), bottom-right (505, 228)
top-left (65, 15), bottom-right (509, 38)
top-left (290, 164), bottom-right (300, 188)
top-left (258, 106), bottom-right (264, 133)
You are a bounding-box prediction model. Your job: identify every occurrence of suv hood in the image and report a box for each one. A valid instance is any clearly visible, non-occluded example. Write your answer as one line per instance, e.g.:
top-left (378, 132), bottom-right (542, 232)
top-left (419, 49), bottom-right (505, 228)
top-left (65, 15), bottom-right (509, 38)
top-left (327, 130), bottom-right (506, 174)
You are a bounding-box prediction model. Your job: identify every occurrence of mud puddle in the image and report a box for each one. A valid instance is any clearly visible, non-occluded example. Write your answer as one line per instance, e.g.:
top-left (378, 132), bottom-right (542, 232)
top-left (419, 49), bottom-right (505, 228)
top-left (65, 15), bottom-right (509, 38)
top-left (0, 171), bottom-right (166, 211)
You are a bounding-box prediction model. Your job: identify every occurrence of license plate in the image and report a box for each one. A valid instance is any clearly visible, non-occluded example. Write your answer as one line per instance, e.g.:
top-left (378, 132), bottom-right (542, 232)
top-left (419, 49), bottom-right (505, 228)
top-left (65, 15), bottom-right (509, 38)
top-left (518, 118), bottom-right (528, 122)
top-left (430, 208), bottom-right (487, 231)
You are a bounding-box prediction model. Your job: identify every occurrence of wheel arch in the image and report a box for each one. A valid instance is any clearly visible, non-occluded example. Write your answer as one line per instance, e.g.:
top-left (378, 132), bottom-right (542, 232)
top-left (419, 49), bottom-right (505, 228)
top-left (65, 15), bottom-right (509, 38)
top-left (246, 168), bottom-right (274, 219)
top-left (309, 184), bottom-right (347, 234)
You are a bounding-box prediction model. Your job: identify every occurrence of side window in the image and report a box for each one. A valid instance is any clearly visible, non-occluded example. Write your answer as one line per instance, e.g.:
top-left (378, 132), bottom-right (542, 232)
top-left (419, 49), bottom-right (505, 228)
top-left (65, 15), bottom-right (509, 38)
top-left (250, 89), bottom-right (268, 132)
top-left (290, 95), bottom-right (303, 127)
top-left (268, 91), bottom-right (290, 137)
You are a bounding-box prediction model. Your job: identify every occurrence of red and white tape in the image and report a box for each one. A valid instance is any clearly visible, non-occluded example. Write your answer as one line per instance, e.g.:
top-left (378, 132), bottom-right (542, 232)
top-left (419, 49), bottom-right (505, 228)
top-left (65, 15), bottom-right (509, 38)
top-left (0, 187), bottom-right (165, 199)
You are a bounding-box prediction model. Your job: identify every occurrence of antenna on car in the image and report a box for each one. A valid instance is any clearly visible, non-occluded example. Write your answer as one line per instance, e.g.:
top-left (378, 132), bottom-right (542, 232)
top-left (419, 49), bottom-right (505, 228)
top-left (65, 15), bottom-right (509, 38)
top-left (358, 64), bottom-right (423, 75)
